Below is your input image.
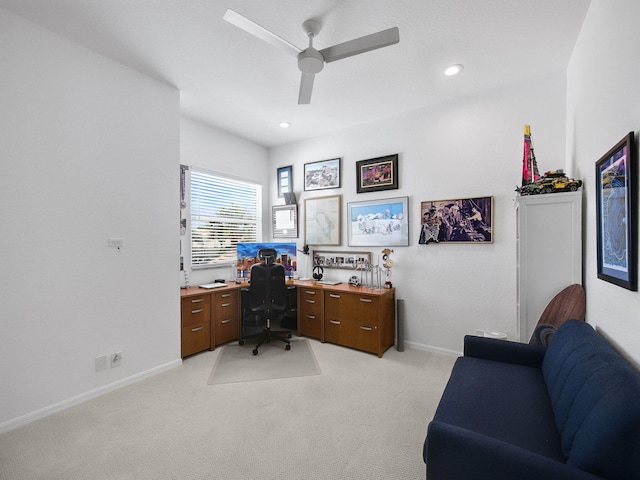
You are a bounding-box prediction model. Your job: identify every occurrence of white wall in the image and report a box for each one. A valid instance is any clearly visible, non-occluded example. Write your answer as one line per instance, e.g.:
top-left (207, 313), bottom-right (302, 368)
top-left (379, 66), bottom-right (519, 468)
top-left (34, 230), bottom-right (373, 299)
top-left (0, 9), bottom-right (181, 431)
top-left (269, 70), bottom-right (567, 353)
top-left (566, 0), bottom-right (640, 366)
top-left (179, 117), bottom-right (270, 286)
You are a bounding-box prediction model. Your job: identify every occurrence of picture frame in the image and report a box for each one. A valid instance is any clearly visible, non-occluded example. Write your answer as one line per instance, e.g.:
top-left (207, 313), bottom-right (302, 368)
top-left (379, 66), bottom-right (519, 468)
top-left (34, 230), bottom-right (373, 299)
top-left (595, 132), bottom-right (637, 290)
top-left (304, 158), bottom-right (341, 191)
top-left (272, 204), bottom-right (298, 239)
top-left (347, 196), bottom-right (409, 247)
top-left (277, 165), bottom-right (292, 198)
top-left (356, 154), bottom-right (399, 193)
top-left (418, 196), bottom-right (493, 244)
top-left (311, 250), bottom-right (371, 270)
top-left (305, 194), bottom-right (342, 246)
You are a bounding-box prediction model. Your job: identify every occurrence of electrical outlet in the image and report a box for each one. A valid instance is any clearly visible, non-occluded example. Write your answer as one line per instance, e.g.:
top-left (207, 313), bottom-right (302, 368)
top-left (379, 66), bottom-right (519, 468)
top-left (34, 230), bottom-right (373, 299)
top-left (95, 355), bottom-right (108, 372)
top-left (108, 238), bottom-right (124, 248)
top-left (110, 352), bottom-right (122, 367)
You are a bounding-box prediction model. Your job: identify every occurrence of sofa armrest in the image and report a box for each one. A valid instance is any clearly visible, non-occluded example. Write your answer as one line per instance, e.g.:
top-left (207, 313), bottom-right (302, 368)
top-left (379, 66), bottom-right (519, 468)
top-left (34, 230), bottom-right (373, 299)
top-left (463, 335), bottom-right (546, 369)
top-left (425, 421), bottom-right (604, 480)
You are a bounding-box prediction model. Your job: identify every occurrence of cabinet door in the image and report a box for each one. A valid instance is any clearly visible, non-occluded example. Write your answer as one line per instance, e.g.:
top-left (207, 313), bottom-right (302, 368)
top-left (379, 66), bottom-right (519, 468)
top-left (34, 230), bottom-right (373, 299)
top-left (298, 287), bottom-right (322, 339)
top-left (181, 295), bottom-right (211, 357)
top-left (213, 289), bottom-right (239, 347)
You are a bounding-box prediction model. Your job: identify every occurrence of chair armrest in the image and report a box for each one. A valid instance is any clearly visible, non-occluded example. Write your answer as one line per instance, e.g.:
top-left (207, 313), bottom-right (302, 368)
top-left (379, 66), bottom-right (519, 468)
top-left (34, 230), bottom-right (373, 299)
top-left (463, 335), bottom-right (546, 369)
top-left (425, 421), bottom-right (604, 480)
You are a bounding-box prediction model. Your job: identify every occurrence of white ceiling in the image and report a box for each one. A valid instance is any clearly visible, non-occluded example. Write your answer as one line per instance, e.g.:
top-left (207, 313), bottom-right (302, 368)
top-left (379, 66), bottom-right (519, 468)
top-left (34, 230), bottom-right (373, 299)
top-left (1, 0), bottom-right (591, 148)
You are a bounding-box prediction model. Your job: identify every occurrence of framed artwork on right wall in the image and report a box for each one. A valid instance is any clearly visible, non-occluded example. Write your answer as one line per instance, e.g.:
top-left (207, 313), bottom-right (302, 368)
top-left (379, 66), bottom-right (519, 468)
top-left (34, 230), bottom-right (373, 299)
top-left (595, 131), bottom-right (637, 291)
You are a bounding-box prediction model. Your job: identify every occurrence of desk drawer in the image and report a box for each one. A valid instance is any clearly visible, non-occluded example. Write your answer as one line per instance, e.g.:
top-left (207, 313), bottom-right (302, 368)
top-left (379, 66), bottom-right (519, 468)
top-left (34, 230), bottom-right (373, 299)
top-left (298, 287), bottom-right (322, 339)
top-left (181, 295), bottom-right (211, 328)
top-left (181, 322), bottom-right (211, 357)
top-left (213, 289), bottom-right (239, 347)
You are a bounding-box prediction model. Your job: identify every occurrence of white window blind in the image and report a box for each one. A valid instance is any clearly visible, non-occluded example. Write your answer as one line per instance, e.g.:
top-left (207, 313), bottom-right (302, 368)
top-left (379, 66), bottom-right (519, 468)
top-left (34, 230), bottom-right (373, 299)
top-left (190, 169), bottom-right (262, 268)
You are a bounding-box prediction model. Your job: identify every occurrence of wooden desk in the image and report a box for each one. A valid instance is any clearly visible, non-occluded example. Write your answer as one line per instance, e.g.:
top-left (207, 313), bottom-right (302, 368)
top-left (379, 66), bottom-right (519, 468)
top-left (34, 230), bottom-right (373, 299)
top-left (180, 284), bottom-right (241, 358)
top-left (180, 280), bottom-right (395, 358)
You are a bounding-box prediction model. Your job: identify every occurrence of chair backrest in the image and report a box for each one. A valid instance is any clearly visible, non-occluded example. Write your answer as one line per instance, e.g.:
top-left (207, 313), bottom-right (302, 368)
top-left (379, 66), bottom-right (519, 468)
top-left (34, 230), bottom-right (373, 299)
top-left (248, 254), bottom-right (287, 315)
top-left (529, 284), bottom-right (586, 346)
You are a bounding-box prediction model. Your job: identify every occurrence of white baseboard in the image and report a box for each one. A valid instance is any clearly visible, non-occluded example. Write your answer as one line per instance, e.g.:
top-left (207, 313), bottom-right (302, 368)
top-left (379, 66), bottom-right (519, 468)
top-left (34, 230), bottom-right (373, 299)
top-left (0, 359), bottom-right (182, 435)
top-left (404, 340), bottom-right (461, 357)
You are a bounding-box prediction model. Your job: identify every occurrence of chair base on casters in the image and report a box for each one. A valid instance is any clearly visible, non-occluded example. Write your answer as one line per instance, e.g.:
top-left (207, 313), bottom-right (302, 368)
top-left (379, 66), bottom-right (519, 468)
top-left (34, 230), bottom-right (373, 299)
top-left (240, 326), bottom-right (292, 355)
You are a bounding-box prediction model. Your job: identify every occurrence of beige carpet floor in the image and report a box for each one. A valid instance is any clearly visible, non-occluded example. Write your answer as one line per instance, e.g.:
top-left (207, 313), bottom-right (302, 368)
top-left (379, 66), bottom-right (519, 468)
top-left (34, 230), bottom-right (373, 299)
top-left (0, 338), bottom-right (456, 480)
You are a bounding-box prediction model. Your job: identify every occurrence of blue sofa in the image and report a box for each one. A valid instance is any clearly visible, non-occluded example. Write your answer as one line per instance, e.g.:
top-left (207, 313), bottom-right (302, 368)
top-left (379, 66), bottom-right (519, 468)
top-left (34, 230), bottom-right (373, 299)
top-left (424, 320), bottom-right (640, 480)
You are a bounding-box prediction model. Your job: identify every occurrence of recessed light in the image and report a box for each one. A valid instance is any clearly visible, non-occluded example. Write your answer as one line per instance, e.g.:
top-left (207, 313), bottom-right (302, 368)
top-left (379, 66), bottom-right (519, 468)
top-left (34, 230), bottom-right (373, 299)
top-left (279, 122), bottom-right (291, 128)
top-left (444, 64), bottom-right (464, 76)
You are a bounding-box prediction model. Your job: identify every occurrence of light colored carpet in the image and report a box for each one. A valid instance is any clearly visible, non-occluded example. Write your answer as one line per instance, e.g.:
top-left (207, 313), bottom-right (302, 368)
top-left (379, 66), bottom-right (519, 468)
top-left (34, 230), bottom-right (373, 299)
top-left (0, 338), bottom-right (457, 480)
top-left (208, 337), bottom-right (321, 384)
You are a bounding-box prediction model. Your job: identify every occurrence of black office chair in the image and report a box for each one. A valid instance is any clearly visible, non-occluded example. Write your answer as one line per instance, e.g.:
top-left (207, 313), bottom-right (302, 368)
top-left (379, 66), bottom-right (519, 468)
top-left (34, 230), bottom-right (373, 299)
top-left (239, 248), bottom-right (292, 355)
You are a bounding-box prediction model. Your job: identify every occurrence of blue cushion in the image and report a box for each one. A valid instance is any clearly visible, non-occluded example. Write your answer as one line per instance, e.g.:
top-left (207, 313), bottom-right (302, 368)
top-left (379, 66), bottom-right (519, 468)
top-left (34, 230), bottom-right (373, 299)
top-left (542, 320), bottom-right (640, 480)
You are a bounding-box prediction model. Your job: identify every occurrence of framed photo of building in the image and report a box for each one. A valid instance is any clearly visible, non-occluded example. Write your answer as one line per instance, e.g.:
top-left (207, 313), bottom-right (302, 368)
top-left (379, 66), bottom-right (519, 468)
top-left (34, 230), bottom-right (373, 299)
top-left (304, 194), bottom-right (341, 246)
top-left (418, 196), bottom-right (493, 244)
top-left (304, 158), bottom-right (341, 191)
top-left (356, 154), bottom-right (399, 193)
top-left (595, 132), bottom-right (637, 290)
top-left (347, 196), bottom-right (409, 247)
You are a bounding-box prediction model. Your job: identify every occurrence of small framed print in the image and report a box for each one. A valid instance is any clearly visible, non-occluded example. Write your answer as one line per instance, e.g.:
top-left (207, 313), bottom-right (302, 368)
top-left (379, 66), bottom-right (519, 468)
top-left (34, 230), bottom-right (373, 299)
top-left (356, 154), bottom-right (399, 193)
top-left (277, 165), bottom-right (293, 198)
top-left (272, 204), bottom-right (298, 238)
top-left (304, 158), bottom-right (341, 191)
top-left (311, 250), bottom-right (371, 270)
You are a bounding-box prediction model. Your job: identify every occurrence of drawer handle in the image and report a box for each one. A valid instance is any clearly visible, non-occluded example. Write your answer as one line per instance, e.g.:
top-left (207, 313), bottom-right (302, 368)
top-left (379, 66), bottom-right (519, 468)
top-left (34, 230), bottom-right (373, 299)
top-left (305, 299), bottom-right (316, 304)
top-left (329, 293), bottom-right (341, 298)
top-left (191, 308), bottom-right (204, 314)
top-left (359, 298), bottom-right (373, 303)
top-left (221, 302), bottom-right (232, 307)
top-left (330, 320), bottom-right (341, 325)
top-left (191, 298), bottom-right (204, 303)
top-left (360, 326), bottom-right (373, 331)
top-left (304, 290), bottom-right (316, 295)
top-left (221, 293), bottom-right (232, 298)
top-left (306, 315), bottom-right (316, 319)
top-left (221, 319), bottom-right (231, 324)
top-left (191, 326), bottom-right (204, 332)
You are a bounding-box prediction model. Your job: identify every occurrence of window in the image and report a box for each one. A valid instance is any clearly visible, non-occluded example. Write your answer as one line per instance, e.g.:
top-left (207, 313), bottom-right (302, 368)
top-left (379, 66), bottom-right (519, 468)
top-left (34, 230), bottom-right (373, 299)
top-left (190, 169), bottom-right (262, 268)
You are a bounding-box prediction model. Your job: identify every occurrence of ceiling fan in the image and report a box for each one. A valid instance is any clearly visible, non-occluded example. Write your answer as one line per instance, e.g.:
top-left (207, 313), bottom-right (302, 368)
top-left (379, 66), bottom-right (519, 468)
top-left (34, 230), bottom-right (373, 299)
top-left (223, 9), bottom-right (400, 104)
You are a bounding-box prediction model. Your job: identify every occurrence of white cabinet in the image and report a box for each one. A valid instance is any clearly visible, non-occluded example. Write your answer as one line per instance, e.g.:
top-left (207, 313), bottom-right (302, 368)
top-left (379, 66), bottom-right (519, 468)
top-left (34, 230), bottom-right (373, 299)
top-left (516, 191), bottom-right (582, 342)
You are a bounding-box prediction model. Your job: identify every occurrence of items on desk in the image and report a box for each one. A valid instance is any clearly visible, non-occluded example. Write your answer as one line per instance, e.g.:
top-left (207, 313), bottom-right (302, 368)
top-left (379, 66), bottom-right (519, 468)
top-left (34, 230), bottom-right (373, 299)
top-left (198, 282), bottom-right (228, 289)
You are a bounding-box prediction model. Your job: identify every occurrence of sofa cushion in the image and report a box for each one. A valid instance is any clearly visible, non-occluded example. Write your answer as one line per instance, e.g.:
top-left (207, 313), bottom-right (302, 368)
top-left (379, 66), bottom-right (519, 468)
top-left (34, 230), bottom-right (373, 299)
top-left (426, 356), bottom-right (563, 462)
top-left (542, 320), bottom-right (640, 480)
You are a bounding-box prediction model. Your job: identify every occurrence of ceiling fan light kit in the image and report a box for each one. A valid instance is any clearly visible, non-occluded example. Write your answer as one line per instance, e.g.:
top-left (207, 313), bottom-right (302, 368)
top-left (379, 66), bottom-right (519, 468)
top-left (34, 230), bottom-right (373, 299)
top-left (223, 9), bottom-right (399, 105)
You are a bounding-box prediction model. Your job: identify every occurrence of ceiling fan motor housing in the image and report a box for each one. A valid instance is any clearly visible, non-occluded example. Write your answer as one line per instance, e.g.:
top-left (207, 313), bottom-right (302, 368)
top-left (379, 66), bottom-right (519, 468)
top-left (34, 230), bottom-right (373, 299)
top-left (298, 48), bottom-right (324, 74)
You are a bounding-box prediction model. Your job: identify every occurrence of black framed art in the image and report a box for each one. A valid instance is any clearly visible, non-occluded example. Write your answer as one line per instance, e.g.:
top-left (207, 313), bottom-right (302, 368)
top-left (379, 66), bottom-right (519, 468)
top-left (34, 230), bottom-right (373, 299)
top-left (356, 154), bottom-right (398, 193)
top-left (595, 131), bottom-right (637, 290)
top-left (277, 165), bottom-right (293, 198)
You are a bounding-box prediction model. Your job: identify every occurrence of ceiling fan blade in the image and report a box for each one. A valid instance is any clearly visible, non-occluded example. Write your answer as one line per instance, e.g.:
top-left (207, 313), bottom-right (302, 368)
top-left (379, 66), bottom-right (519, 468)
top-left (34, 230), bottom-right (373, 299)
top-left (320, 27), bottom-right (399, 63)
top-left (298, 73), bottom-right (315, 104)
top-left (223, 9), bottom-right (301, 57)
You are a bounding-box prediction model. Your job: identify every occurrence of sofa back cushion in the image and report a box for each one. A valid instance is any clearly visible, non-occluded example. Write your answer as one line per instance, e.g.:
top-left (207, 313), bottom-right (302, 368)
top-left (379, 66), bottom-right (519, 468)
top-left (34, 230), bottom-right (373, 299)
top-left (542, 320), bottom-right (640, 480)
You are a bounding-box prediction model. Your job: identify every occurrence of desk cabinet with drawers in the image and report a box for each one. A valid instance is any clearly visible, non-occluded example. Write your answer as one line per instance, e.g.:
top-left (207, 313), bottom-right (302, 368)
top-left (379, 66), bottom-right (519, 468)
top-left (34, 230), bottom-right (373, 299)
top-left (180, 293), bottom-right (212, 358)
top-left (297, 286), bottom-right (323, 340)
top-left (180, 285), bottom-right (241, 358)
top-left (323, 288), bottom-right (395, 357)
